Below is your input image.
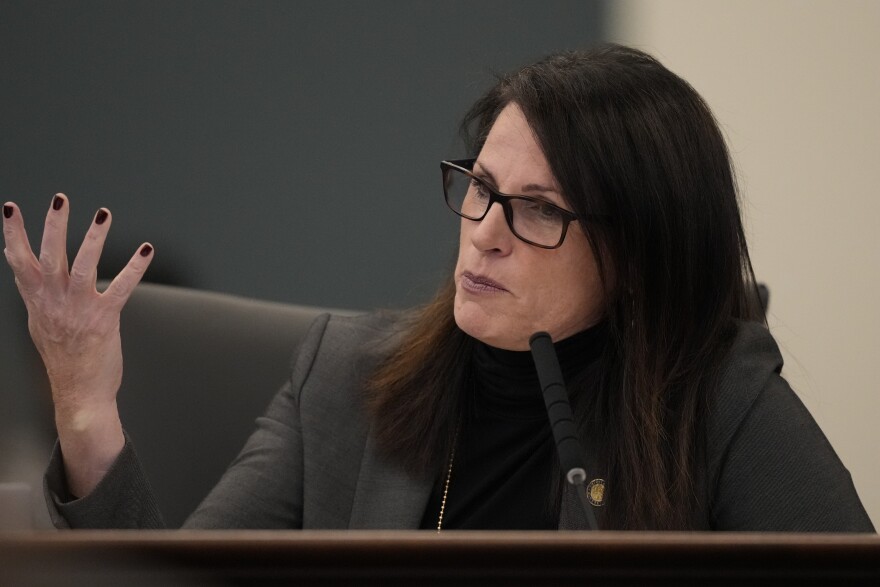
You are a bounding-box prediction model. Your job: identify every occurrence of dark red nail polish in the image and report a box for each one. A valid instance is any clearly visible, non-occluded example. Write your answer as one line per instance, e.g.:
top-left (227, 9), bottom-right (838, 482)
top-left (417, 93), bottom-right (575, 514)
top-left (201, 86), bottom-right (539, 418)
top-left (3, 205), bottom-right (12, 219)
top-left (95, 209), bottom-right (109, 225)
top-left (52, 195), bottom-right (64, 211)
top-left (140, 244), bottom-right (153, 257)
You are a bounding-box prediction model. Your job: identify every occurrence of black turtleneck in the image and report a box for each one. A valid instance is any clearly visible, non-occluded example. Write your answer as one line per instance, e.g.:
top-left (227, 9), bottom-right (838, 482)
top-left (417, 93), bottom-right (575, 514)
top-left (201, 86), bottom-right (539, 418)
top-left (419, 324), bottom-right (606, 530)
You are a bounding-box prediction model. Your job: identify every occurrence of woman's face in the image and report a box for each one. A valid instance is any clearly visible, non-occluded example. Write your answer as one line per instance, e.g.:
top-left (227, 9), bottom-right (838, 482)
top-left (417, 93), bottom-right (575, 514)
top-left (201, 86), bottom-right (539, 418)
top-left (453, 103), bottom-right (604, 351)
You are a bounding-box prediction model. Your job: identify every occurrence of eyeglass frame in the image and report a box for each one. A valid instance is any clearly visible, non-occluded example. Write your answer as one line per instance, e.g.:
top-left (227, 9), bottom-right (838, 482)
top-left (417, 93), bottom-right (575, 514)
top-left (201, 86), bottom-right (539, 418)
top-left (441, 158), bottom-right (580, 249)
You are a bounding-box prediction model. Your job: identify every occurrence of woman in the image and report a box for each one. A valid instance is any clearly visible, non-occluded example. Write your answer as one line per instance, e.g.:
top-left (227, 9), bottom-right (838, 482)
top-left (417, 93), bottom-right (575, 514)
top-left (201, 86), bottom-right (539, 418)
top-left (2, 45), bottom-right (873, 531)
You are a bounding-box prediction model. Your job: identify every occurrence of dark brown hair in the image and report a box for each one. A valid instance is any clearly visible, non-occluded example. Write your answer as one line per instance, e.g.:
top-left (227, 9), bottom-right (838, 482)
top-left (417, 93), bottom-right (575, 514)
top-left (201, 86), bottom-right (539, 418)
top-left (367, 45), bottom-right (764, 529)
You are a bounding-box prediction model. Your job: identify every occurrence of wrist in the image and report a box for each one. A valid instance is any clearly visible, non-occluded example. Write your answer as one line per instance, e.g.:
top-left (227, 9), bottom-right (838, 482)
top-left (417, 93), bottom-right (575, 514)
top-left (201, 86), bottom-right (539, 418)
top-left (54, 398), bottom-right (120, 435)
top-left (55, 402), bottom-right (125, 498)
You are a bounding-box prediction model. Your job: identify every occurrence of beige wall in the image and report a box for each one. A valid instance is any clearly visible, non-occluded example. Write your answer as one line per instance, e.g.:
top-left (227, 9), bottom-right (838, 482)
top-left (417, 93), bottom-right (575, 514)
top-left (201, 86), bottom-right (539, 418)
top-left (609, 0), bottom-right (879, 526)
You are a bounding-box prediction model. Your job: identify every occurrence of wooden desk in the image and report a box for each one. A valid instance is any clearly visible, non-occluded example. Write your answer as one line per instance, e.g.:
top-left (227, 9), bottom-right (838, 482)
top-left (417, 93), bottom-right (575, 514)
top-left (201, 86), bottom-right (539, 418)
top-left (1, 531), bottom-right (878, 586)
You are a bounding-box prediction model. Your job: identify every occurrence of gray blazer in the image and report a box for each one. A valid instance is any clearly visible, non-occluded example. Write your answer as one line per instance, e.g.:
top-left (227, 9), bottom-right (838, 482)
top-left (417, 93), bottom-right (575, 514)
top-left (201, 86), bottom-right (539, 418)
top-left (45, 313), bottom-right (874, 531)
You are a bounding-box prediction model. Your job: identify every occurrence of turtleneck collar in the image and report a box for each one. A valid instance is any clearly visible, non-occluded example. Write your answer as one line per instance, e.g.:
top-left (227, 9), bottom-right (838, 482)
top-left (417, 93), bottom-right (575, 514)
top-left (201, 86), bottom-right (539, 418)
top-left (469, 322), bottom-right (607, 420)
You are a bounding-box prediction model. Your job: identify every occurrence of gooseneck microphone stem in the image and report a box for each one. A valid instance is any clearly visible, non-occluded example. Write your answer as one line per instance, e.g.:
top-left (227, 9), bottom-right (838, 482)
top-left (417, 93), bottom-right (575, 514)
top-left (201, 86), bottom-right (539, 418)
top-left (529, 331), bottom-right (599, 531)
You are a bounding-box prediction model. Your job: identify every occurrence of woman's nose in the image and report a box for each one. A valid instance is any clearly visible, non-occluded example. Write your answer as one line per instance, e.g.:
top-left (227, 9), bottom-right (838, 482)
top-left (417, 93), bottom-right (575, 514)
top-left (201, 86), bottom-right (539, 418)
top-left (469, 202), bottom-right (514, 254)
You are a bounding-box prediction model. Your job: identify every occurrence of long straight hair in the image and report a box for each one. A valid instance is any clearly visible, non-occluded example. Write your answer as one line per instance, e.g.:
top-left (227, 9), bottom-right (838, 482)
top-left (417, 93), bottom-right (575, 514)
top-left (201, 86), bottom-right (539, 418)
top-left (367, 45), bottom-right (764, 529)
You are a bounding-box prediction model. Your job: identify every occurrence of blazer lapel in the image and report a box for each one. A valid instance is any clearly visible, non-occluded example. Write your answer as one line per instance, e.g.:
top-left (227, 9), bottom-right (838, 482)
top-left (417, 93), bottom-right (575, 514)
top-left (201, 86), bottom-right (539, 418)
top-left (558, 442), bottom-right (603, 530)
top-left (559, 483), bottom-right (590, 529)
top-left (348, 428), bottom-right (433, 529)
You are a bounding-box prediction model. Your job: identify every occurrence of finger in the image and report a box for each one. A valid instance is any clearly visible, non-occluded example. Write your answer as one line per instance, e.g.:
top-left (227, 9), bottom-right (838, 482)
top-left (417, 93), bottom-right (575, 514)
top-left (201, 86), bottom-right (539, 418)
top-left (102, 243), bottom-right (154, 311)
top-left (2, 201), bottom-right (43, 295)
top-left (69, 208), bottom-right (112, 294)
top-left (38, 194), bottom-right (71, 287)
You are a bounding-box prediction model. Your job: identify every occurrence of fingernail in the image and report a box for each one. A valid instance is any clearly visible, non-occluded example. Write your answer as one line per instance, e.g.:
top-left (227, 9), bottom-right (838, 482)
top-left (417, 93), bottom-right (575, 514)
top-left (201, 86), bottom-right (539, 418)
top-left (95, 209), bottom-right (109, 225)
top-left (52, 195), bottom-right (64, 211)
top-left (3, 205), bottom-right (12, 219)
top-left (140, 244), bottom-right (153, 257)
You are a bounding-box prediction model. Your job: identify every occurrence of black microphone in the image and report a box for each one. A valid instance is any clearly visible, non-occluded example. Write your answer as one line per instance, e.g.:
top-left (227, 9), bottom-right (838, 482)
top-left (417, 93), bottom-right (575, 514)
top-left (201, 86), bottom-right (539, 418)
top-left (529, 331), bottom-right (599, 531)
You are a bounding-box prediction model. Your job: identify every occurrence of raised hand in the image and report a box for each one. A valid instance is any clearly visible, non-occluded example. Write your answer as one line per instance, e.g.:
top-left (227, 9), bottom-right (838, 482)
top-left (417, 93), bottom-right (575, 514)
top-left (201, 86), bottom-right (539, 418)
top-left (2, 194), bottom-right (154, 497)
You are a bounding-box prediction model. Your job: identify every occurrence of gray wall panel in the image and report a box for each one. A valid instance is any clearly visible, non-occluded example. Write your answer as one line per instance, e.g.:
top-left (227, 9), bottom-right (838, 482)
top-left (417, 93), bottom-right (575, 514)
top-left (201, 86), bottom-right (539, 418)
top-left (0, 0), bottom-right (606, 521)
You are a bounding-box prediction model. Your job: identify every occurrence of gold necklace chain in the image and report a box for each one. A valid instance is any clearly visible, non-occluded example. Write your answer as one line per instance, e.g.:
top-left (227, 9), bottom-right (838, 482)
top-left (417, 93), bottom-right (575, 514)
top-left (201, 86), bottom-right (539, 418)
top-left (436, 428), bottom-right (459, 532)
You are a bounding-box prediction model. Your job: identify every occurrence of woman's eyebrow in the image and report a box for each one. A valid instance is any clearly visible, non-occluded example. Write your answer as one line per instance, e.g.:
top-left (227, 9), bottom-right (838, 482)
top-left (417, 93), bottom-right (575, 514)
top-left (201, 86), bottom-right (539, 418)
top-left (522, 181), bottom-right (559, 194)
top-left (474, 161), bottom-right (559, 194)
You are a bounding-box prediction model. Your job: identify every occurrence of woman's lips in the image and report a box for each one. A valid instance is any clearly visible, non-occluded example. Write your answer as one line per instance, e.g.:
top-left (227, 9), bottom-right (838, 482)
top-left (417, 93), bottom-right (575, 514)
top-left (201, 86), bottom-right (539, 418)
top-left (460, 272), bottom-right (509, 294)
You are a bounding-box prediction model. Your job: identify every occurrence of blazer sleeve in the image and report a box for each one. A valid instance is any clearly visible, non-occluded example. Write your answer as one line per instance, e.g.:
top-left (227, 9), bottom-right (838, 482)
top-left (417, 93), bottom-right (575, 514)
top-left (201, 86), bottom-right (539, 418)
top-left (43, 313), bottom-right (333, 529)
top-left (43, 434), bottom-right (165, 529)
top-left (709, 347), bottom-right (875, 532)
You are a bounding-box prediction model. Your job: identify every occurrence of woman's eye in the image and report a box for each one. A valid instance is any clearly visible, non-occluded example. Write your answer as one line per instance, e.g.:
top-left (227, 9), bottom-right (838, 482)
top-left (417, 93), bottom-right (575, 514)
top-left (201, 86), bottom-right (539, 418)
top-left (524, 201), bottom-right (563, 223)
top-left (540, 204), bottom-right (558, 217)
top-left (470, 179), bottom-right (490, 200)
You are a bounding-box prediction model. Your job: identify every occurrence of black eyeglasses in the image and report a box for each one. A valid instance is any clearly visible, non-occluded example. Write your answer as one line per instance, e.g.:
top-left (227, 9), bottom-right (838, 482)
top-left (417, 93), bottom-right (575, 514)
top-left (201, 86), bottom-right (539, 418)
top-left (441, 159), bottom-right (579, 249)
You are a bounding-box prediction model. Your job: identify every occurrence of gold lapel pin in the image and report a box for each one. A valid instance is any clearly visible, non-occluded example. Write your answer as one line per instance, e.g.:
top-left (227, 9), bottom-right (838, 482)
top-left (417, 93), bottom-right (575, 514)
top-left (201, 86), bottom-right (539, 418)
top-left (587, 479), bottom-right (606, 506)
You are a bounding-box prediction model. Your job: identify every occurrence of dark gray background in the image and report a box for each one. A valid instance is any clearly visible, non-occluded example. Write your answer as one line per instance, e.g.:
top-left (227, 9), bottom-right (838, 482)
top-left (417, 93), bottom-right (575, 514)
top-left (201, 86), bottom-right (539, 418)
top-left (0, 0), bottom-right (606, 522)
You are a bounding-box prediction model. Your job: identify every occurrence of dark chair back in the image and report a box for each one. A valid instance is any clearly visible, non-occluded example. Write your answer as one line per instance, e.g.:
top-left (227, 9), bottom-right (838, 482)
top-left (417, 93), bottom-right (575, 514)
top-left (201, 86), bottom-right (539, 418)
top-left (116, 282), bottom-right (353, 526)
